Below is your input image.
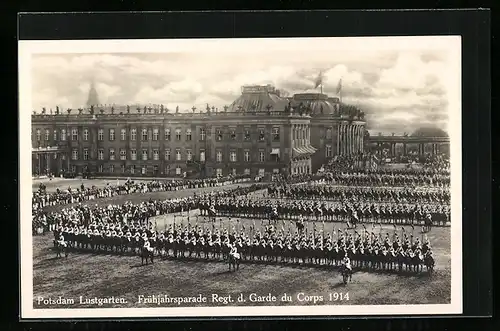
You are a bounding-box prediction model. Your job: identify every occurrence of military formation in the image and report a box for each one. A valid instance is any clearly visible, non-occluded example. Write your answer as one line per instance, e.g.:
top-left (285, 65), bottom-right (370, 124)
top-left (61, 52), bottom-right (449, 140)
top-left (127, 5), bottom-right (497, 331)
top-left (54, 217), bottom-right (435, 274)
top-left (32, 174), bottom-right (251, 210)
top-left (42, 156), bottom-right (449, 275)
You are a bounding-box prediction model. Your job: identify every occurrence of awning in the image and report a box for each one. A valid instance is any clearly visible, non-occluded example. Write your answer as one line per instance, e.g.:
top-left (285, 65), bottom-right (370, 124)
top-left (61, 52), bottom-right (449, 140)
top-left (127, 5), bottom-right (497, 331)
top-left (292, 145), bottom-right (317, 158)
top-left (270, 148), bottom-right (280, 155)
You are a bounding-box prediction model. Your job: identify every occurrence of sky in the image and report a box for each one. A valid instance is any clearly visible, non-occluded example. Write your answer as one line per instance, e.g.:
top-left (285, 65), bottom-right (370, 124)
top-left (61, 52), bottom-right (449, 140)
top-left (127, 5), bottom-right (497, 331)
top-left (30, 46), bottom-right (453, 134)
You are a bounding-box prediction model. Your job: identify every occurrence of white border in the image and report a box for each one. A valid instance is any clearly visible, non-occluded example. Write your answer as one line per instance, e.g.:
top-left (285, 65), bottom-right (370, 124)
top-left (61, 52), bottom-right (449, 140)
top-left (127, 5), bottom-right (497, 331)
top-left (19, 36), bottom-right (462, 319)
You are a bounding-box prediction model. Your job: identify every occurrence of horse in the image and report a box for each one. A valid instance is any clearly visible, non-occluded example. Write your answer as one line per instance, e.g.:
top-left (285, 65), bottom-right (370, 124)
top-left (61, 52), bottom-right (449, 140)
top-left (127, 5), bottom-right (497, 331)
top-left (140, 246), bottom-right (154, 265)
top-left (422, 215), bottom-right (433, 233)
top-left (54, 241), bottom-right (68, 258)
top-left (228, 251), bottom-right (241, 272)
top-left (424, 253), bottom-right (435, 273)
top-left (340, 264), bottom-right (352, 284)
top-left (295, 219), bottom-right (305, 233)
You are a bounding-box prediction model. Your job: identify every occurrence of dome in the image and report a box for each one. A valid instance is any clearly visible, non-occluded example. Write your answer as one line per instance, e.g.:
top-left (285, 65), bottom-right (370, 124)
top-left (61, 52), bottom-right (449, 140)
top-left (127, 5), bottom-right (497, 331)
top-left (290, 93), bottom-right (339, 115)
top-left (411, 127), bottom-right (448, 137)
top-left (228, 85), bottom-right (289, 112)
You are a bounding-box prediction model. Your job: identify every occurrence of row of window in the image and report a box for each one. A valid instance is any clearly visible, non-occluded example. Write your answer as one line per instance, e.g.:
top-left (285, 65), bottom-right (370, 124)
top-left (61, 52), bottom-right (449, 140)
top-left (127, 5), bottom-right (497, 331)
top-left (72, 165), bottom-right (275, 177)
top-left (71, 148), bottom-right (279, 163)
top-left (34, 127), bottom-right (282, 142)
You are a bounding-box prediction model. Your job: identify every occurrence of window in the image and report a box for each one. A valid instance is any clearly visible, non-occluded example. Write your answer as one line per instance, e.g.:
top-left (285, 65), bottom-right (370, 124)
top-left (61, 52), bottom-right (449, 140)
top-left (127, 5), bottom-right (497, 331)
top-left (165, 165), bottom-right (170, 175)
top-left (164, 129), bottom-right (171, 141)
top-left (326, 144), bottom-right (332, 158)
top-left (200, 150), bottom-right (205, 162)
top-left (230, 151), bottom-right (237, 162)
top-left (153, 128), bottom-right (159, 141)
top-left (258, 128), bottom-right (265, 141)
top-left (109, 164), bottom-right (115, 173)
top-left (165, 149), bottom-right (171, 161)
top-left (98, 129), bottom-right (103, 141)
top-left (326, 128), bottom-right (332, 140)
top-left (53, 130), bottom-right (58, 141)
top-left (216, 129), bottom-right (223, 141)
top-left (82, 129), bottom-right (88, 141)
top-left (176, 149), bottom-right (181, 161)
top-left (272, 127), bottom-right (280, 141)
top-left (244, 168), bottom-right (251, 175)
top-left (98, 149), bottom-right (104, 160)
top-left (142, 129), bottom-right (148, 141)
top-left (121, 165), bottom-right (125, 174)
top-left (71, 149), bottom-right (78, 160)
top-left (83, 149), bottom-right (89, 161)
top-left (109, 148), bottom-right (115, 160)
top-left (153, 165), bottom-right (158, 174)
top-left (45, 129), bottom-right (50, 141)
top-left (36, 129), bottom-right (41, 141)
top-left (60, 129), bottom-right (66, 141)
top-left (141, 166), bottom-right (147, 175)
top-left (142, 149), bottom-right (148, 161)
top-left (131, 129), bottom-right (137, 141)
top-left (176, 167), bottom-right (182, 175)
top-left (186, 150), bottom-right (192, 161)
top-left (216, 151), bottom-right (223, 162)
top-left (121, 128), bottom-right (126, 140)
top-left (131, 149), bottom-right (137, 161)
top-left (259, 150), bottom-right (265, 162)
top-left (72, 129), bottom-right (78, 141)
top-left (244, 128), bottom-right (251, 141)
top-left (130, 165), bottom-right (135, 174)
top-left (186, 129), bottom-right (192, 141)
top-left (244, 150), bottom-right (250, 162)
top-left (98, 164), bottom-right (103, 173)
top-left (71, 165), bottom-right (76, 173)
top-left (153, 149), bottom-right (159, 160)
top-left (109, 129), bottom-right (115, 141)
top-left (258, 168), bottom-right (265, 176)
top-left (216, 168), bottom-right (223, 177)
top-left (120, 149), bottom-right (126, 160)
top-left (230, 128), bottom-right (236, 140)
top-left (175, 129), bottom-right (181, 141)
top-left (232, 168), bottom-right (237, 175)
top-left (200, 128), bottom-right (206, 141)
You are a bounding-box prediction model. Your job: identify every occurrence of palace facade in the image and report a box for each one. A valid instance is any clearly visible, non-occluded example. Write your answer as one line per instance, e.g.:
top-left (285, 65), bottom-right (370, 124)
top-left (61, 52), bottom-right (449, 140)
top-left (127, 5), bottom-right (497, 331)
top-left (31, 84), bottom-right (366, 178)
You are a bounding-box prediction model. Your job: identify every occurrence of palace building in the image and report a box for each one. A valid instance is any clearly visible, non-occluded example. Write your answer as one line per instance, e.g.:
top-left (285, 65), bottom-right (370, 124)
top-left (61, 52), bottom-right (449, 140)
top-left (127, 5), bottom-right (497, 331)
top-left (31, 83), bottom-right (366, 178)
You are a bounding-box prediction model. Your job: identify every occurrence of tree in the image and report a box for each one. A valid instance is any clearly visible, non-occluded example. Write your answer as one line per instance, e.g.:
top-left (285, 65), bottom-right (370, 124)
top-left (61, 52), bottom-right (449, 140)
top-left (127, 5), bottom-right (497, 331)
top-left (67, 108), bottom-right (72, 115)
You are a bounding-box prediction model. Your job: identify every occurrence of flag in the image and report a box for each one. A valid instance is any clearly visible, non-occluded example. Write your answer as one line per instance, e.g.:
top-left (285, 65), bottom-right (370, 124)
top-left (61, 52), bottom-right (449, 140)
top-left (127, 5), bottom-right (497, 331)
top-left (314, 71), bottom-right (323, 89)
top-left (336, 78), bottom-right (342, 94)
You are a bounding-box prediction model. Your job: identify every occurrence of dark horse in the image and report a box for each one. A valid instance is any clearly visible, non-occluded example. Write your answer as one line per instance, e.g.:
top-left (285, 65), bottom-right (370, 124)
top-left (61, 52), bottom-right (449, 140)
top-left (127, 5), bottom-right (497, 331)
top-left (422, 215), bottom-right (433, 233)
top-left (340, 265), bottom-right (352, 284)
top-left (140, 246), bottom-right (154, 265)
top-left (54, 241), bottom-right (68, 258)
top-left (295, 219), bottom-right (305, 233)
top-left (227, 248), bottom-right (240, 272)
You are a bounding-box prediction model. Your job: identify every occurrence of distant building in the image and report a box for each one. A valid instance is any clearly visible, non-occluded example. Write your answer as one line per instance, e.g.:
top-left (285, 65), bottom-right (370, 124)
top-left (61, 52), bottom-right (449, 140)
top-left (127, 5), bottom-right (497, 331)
top-left (31, 83), bottom-right (366, 177)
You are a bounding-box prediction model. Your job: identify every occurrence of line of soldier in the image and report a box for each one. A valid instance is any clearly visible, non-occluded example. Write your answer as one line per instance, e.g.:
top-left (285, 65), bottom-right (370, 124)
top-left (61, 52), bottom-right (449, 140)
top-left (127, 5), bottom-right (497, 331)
top-left (267, 185), bottom-right (450, 204)
top-left (33, 184), bottom-right (266, 235)
top-left (199, 197), bottom-right (450, 226)
top-left (32, 174), bottom-right (252, 210)
top-left (54, 219), bottom-right (435, 274)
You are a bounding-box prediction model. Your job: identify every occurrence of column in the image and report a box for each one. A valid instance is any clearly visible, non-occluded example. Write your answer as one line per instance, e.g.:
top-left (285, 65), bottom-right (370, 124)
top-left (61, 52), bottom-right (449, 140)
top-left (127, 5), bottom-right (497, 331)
top-left (342, 124), bottom-right (345, 155)
top-left (403, 143), bottom-right (407, 155)
top-left (349, 125), bottom-right (353, 155)
top-left (344, 124), bottom-right (348, 155)
top-left (37, 153), bottom-right (41, 175)
top-left (355, 125), bottom-right (359, 154)
top-left (348, 125), bottom-right (351, 155)
top-left (336, 124), bottom-right (340, 155)
top-left (46, 153), bottom-right (51, 174)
